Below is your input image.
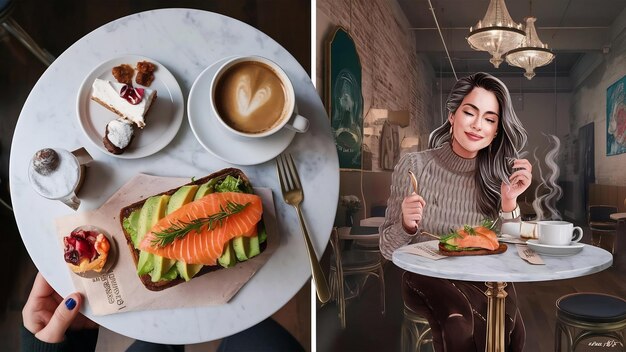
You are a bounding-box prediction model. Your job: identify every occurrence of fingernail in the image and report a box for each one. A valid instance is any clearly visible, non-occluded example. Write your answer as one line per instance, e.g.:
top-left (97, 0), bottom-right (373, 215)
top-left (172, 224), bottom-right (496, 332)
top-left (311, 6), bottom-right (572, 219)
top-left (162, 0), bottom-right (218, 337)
top-left (65, 298), bottom-right (76, 310)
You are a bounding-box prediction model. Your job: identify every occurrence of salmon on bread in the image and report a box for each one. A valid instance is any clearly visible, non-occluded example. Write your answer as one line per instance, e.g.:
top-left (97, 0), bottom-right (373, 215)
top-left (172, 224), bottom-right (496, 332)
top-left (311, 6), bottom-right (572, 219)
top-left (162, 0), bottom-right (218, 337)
top-left (139, 192), bottom-right (263, 265)
top-left (440, 224), bottom-right (500, 251)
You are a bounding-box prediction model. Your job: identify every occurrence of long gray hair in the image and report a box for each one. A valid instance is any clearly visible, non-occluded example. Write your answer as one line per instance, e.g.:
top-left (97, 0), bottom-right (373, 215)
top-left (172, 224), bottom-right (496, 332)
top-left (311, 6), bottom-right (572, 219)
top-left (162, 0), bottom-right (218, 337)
top-left (428, 72), bottom-right (527, 218)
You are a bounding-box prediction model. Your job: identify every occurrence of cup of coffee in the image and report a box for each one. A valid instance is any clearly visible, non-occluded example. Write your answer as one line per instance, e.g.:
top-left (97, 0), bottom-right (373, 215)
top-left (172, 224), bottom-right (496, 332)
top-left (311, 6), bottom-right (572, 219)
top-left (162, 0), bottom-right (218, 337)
top-left (536, 221), bottom-right (583, 246)
top-left (210, 55), bottom-right (309, 138)
top-left (28, 148), bottom-right (92, 210)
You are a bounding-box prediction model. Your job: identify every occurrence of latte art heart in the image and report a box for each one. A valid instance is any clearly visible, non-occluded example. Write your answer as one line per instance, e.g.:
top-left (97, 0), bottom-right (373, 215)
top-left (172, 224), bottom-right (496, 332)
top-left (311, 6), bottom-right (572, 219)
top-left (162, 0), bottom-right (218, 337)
top-left (235, 75), bottom-right (272, 117)
top-left (214, 61), bottom-right (289, 134)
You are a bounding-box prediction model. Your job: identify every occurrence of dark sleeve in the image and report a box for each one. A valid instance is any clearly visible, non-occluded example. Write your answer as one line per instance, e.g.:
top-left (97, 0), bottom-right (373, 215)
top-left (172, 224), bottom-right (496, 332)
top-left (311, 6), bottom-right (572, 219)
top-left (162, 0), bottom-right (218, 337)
top-left (21, 325), bottom-right (99, 352)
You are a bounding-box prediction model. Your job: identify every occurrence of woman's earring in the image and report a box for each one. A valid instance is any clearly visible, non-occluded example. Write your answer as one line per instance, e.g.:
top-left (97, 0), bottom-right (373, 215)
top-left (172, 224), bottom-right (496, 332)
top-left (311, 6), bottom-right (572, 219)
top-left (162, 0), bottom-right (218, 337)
top-left (449, 125), bottom-right (454, 142)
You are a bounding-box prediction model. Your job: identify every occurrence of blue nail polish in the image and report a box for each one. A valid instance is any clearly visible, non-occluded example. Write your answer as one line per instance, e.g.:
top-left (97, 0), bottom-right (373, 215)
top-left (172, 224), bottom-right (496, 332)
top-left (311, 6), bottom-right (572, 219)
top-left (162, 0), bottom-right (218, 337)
top-left (65, 298), bottom-right (76, 310)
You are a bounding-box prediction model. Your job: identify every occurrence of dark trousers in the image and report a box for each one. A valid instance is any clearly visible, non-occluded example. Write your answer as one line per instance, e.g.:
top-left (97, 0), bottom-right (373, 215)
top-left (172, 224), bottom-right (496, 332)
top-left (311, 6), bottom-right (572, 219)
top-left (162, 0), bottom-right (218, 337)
top-left (402, 272), bottom-right (525, 352)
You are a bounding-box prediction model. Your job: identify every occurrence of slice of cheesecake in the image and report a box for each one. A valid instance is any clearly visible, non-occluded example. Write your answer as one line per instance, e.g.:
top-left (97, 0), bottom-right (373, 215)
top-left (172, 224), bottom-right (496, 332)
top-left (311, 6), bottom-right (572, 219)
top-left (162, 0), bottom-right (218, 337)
top-left (91, 78), bottom-right (157, 128)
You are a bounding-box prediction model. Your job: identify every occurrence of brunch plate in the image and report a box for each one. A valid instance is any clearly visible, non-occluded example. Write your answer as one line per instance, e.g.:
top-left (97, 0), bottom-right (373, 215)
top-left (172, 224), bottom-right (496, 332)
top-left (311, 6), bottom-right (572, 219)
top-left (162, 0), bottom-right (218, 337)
top-left (526, 240), bottom-right (584, 257)
top-left (187, 57), bottom-right (296, 166)
top-left (76, 55), bottom-right (184, 159)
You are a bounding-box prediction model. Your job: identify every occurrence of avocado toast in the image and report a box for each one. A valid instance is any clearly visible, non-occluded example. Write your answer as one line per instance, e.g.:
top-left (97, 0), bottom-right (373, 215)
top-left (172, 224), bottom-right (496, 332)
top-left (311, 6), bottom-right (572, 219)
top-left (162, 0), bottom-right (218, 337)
top-left (120, 168), bottom-right (267, 291)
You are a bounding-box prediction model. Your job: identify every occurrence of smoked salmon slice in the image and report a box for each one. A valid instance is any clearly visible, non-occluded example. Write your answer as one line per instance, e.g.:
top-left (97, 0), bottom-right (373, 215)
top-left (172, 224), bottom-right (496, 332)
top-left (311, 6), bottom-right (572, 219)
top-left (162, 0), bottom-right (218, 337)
top-left (139, 192), bottom-right (263, 265)
top-left (447, 226), bottom-right (499, 250)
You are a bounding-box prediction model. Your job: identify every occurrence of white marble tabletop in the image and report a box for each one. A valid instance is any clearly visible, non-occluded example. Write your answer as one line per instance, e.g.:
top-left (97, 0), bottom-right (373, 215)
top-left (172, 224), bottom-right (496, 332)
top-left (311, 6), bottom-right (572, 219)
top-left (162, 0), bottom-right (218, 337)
top-left (9, 9), bottom-right (338, 344)
top-left (393, 241), bottom-right (613, 282)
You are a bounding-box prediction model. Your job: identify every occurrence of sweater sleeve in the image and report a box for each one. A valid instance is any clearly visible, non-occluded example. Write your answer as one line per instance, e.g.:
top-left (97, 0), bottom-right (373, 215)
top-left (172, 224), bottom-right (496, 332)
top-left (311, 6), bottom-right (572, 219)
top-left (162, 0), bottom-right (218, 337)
top-left (379, 153), bottom-right (420, 260)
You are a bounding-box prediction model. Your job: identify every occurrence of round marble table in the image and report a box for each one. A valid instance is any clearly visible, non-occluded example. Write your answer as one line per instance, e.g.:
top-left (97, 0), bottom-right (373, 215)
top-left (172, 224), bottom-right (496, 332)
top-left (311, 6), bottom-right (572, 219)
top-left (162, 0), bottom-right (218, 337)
top-left (393, 241), bottom-right (613, 351)
top-left (9, 9), bottom-right (338, 344)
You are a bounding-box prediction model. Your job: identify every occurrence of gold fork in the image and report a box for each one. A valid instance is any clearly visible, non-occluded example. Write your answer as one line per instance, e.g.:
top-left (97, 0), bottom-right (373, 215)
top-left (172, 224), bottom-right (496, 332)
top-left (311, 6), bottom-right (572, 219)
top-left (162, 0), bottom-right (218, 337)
top-left (276, 153), bottom-right (330, 303)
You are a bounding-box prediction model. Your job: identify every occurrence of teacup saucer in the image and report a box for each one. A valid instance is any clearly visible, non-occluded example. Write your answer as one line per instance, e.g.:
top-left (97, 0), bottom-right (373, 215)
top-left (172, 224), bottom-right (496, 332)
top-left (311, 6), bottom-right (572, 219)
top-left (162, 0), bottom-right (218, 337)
top-left (188, 57), bottom-right (297, 165)
top-left (526, 239), bottom-right (584, 257)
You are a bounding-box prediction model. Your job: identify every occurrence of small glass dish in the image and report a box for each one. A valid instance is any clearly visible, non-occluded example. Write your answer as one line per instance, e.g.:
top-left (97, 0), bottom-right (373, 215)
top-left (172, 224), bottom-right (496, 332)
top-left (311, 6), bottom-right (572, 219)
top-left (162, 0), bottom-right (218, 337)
top-left (64, 225), bottom-right (118, 279)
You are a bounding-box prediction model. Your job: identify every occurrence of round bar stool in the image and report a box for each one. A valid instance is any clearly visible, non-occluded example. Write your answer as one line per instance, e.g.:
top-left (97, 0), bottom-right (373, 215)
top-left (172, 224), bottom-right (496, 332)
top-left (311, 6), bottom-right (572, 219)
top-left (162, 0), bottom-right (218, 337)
top-left (555, 293), bottom-right (626, 351)
top-left (401, 304), bottom-right (433, 352)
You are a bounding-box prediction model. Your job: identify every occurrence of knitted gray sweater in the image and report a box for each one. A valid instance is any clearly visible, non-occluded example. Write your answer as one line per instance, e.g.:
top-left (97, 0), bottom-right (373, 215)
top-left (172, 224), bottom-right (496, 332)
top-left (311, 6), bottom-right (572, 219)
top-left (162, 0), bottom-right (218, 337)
top-left (379, 143), bottom-right (490, 260)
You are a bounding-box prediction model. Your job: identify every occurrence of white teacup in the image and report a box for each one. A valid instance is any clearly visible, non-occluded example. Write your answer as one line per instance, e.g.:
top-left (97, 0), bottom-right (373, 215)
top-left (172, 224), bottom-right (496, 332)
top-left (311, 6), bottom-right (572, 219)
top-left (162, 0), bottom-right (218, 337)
top-left (536, 221), bottom-right (583, 246)
top-left (210, 55), bottom-right (309, 138)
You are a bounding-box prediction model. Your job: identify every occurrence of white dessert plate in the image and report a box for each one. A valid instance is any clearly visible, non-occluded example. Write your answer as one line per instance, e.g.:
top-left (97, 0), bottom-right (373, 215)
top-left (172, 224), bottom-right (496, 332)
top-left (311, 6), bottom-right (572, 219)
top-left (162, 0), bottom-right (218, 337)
top-left (76, 55), bottom-right (184, 159)
top-left (187, 57), bottom-right (296, 165)
top-left (526, 240), bottom-right (584, 257)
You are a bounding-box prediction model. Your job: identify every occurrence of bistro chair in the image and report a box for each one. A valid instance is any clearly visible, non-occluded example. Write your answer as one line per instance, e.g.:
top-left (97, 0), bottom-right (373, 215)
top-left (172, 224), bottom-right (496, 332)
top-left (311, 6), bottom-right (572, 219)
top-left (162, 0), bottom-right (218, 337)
top-left (555, 292), bottom-right (626, 351)
top-left (328, 227), bottom-right (385, 328)
top-left (588, 205), bottom-right (618, 253)
top-left (1, 0), bottom-right (54, 66)
top-left (401, 303), bottom-right (433, 352)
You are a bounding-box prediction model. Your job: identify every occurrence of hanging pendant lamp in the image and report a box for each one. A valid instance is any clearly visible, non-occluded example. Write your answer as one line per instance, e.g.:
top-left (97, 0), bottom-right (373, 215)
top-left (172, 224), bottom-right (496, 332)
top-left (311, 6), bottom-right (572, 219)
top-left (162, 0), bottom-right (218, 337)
top-left (467, 0), bottom-right (525, 68)
top-left (505, 17), bottom-right (555, 80)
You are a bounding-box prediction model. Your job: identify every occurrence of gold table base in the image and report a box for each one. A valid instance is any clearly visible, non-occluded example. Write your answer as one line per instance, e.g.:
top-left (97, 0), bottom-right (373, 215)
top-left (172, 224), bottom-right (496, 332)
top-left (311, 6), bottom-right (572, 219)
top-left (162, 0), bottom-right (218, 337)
top-left (484, 282), bottom-right (508, 352)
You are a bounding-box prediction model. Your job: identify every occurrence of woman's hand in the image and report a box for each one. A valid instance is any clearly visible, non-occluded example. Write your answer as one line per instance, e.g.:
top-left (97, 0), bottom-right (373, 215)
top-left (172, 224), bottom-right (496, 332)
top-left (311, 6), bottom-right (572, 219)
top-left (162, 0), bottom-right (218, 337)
top-left (500, 158), bottom-right (533, 210)
top-left (401, 193), bottom-right (426, 233)
top-left (23, 273), bottom-right (98, 343)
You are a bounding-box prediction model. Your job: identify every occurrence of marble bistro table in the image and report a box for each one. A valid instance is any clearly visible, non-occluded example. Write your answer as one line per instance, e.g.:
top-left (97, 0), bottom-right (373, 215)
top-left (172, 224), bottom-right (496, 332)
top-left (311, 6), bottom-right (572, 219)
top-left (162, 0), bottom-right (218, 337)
top-left (9, 9), bottom-right (339, 344)
top-left (393, 241), bottom-right (613, 352)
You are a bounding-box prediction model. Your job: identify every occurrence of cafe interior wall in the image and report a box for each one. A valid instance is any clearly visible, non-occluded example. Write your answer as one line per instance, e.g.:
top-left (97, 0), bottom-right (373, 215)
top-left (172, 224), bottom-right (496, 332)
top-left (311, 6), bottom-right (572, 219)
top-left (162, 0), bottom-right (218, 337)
top-left (566, 7), bottom-right (626, 222)
top-left (316, 0), bottom-right (438, 226)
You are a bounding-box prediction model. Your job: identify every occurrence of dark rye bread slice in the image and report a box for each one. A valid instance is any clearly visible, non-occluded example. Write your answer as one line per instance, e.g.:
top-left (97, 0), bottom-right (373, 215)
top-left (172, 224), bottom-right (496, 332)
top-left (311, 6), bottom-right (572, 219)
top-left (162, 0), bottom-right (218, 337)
top-left (438, 242), bottom-right (507, 256)
top-left (119, 168), bottom-right (266, 291)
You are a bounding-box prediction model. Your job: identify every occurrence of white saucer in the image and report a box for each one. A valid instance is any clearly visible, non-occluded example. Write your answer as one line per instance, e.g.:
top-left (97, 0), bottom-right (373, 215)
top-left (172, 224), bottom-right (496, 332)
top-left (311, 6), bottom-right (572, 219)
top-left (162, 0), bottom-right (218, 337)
top-left (526, 240), bottom-right (584, 257)
top-left (76, 55), bottom-right (184, 159)
top-left (187, 58), bottom-right (296, 165)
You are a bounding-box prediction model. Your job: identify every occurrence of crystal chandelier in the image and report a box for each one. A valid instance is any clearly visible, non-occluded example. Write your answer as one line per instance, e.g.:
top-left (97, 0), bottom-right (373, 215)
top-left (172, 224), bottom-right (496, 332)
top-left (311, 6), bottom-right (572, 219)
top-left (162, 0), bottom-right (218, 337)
top-left (467, 0), bottom-right (525, 68)
top-left (505, 17), bottom-right (555, 80)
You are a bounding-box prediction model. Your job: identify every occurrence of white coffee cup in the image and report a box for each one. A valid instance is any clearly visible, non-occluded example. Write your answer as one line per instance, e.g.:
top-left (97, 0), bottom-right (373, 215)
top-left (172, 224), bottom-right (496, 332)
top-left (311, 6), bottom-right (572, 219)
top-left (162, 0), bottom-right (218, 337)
top-left (536, 221), bottom-right (583, 246)
top-left (210, 55), bottom-right (309, 138)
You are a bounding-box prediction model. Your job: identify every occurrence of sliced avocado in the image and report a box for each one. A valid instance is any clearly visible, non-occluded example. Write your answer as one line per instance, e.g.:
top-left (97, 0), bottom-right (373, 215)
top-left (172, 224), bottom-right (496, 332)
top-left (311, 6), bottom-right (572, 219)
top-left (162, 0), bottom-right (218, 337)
top-left (176, 261), bottom-right (204, 281)
top-left (167, 185), bottom-right (198, 214)
top-left (136, 195), bottom-right (170, 275)
top-left (233, 236), bottom-right (251, 261)
top-left (258, 223), bottom-right (267, 244)
top-left (248, 235), bottom-right (260, 258)
top-left (123, 210), bottom-right (141, 246)
top-left (150, 256), bottom-right (177, 282)
top-left (137, 251), bottom-right (154, 276)
top-left (136, 195), bottom-right (170, 247)
top-left (194, 178), bottom-right (219, 200)
top-left (162, 265), bottom-right (179, 281)
top-left (218, 241), bottom-right (237, 268)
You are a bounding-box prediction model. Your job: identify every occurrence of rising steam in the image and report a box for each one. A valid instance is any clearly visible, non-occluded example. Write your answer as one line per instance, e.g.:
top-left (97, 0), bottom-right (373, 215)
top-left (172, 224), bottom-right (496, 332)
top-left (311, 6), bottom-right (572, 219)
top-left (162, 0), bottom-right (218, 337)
top-left (532, 134), bottom-right (563, 221)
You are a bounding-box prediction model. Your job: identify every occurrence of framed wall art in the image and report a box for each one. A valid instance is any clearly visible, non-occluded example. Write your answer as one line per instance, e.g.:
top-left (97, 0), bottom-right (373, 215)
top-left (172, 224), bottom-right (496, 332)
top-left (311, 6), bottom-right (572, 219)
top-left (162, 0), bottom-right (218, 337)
top-left (606, 75), bottom-right (626, 156)
top-left (325, 26), bottom-right (364, 170)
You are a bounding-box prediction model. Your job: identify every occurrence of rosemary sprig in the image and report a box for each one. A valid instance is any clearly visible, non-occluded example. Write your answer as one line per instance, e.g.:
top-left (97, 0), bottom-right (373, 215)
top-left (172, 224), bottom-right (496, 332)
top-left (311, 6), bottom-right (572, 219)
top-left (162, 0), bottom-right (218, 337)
top-left (151, 201), bottom-right (250, 248)
top-left (463, 224), bottom-right (476, 235)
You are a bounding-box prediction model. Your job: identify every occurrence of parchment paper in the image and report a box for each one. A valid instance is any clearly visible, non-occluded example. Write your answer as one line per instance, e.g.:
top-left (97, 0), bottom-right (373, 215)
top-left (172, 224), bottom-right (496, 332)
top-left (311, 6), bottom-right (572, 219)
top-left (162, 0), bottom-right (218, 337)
top-left (55, 174), bottom-right (279, 315)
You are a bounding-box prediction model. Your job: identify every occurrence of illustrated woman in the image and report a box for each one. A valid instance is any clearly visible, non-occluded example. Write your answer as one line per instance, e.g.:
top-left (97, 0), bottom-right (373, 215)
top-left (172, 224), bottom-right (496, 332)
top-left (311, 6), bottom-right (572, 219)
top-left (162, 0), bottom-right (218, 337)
top-left (379, 72), bottom-right (532, 351)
